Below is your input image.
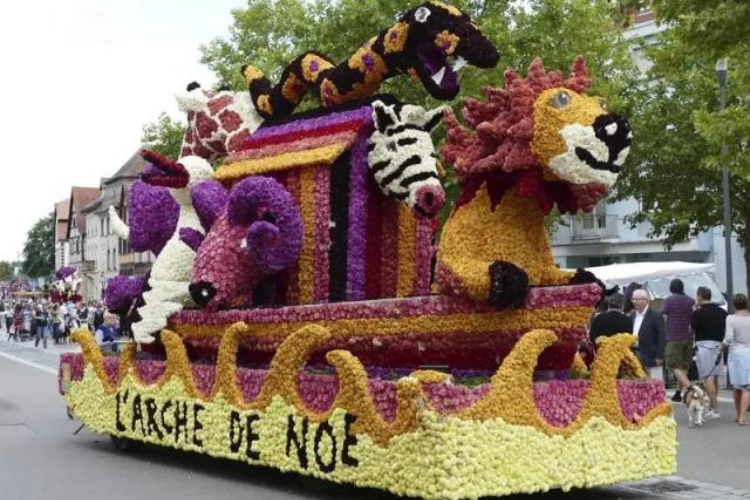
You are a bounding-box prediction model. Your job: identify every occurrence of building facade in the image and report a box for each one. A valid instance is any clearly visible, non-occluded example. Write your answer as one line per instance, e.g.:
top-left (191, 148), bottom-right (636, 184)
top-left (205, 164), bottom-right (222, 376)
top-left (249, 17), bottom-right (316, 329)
top-left (79, 149), bottom-right (156, 301)
top-left (54, 198), bottom-right (70, 271)
top-left (81, 181), bottom-right (118, 301)
top-left (65, 187), bottom-right (101, 300)
top-left (551, 10), bottom-right (748, 295)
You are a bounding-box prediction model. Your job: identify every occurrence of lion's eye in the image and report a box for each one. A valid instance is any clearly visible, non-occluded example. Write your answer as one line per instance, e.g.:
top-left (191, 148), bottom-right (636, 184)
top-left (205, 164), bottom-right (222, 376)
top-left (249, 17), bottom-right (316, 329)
top-left (599, 99), bottom-right (608, 111)
top-left (550, 91), bottom-right (571, 109)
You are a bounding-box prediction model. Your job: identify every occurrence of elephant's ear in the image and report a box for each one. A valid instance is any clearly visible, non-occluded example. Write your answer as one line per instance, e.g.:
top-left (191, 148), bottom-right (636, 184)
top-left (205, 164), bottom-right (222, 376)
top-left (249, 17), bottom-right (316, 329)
top-left (227, 176), bottom-right (304, 272)
top-left (128, 180), bottom-right (178, 255)
top-left (228, 176), bottom-right (266, 226)
top-left (191, 179), bottom-right (228, 231)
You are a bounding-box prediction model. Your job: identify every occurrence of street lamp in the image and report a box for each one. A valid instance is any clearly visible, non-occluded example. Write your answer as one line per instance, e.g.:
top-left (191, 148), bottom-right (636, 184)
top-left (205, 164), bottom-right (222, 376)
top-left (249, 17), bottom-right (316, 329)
top-left (715, 58), bottom-right (733, 302)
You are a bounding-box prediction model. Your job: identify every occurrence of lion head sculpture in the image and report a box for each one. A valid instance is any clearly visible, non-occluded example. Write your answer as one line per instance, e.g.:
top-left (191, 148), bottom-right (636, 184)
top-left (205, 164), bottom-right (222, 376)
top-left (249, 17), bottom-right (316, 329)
top-left (442, 56), bottom-right (631, 214)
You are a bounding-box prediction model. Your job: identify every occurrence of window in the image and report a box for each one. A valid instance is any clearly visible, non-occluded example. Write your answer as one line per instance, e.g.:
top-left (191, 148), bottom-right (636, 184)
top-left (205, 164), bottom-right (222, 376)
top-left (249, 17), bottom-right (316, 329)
top-left (106, 249), bottom-right (110, 271)
top-left (119, 237), bottom-right (131, 255)
top-left (106, 217), bottom-right (110, 235)
top-left (101, 218), bottom-right (104, 237)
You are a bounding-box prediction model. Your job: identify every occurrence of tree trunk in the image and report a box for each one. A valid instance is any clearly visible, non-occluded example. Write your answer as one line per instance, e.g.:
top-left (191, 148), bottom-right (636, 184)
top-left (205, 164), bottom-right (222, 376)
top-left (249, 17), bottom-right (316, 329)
top-left (738, 226), bottom-right (750, 299)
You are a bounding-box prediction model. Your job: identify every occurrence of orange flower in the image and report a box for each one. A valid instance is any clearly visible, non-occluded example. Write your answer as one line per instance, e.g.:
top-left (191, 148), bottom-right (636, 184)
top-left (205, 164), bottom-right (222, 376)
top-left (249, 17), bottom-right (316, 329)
top-left (435, 30), bottom-right (459, 56)
top-left (384, 22), bottom-right (409, 54)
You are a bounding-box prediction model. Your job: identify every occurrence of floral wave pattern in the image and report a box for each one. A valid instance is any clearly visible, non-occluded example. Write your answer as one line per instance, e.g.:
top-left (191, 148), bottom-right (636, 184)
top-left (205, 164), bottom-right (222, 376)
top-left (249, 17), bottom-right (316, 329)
top-left (64, 327), bottom-right (675, 498)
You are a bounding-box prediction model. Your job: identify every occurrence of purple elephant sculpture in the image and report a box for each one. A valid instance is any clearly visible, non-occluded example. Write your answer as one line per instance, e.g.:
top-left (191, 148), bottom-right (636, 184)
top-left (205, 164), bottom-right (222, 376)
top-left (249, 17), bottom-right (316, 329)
top-left (189, 176), bottom-right (303, 310)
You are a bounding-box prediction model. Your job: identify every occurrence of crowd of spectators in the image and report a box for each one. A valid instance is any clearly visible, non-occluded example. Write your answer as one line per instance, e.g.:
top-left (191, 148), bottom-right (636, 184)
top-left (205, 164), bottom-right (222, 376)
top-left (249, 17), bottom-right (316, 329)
top-left (1, 298), bottom-right (123, 349)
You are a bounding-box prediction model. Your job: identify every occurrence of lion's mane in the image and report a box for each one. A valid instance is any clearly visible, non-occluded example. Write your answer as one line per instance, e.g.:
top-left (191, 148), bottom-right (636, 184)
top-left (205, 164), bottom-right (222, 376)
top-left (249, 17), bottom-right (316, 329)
top-left (442, 56), bottom-right (605, 214)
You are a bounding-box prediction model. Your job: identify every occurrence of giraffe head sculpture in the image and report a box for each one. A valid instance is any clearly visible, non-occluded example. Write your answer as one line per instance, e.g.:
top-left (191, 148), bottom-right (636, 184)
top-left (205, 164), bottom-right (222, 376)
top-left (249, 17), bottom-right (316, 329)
top-left (176, 82), bottom-right (264, 163)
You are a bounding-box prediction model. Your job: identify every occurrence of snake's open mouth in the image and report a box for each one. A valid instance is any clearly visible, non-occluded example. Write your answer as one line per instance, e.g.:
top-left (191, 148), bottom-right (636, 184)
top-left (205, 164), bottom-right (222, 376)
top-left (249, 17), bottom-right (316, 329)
top-left (415, 42), bottom-right (467, 98)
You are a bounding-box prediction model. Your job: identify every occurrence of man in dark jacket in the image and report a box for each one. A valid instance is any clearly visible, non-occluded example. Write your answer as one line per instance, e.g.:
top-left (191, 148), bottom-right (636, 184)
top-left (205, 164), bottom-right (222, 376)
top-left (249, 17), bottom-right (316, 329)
top-left (631, 289), bottom-right (666, 380)
top-left (590, 293), bottom-right (632, 343)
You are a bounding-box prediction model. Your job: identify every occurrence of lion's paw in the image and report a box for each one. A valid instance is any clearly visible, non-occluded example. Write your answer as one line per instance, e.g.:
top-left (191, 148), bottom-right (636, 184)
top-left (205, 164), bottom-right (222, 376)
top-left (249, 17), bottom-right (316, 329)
top-left (488, 261), bottom-right (529, 309)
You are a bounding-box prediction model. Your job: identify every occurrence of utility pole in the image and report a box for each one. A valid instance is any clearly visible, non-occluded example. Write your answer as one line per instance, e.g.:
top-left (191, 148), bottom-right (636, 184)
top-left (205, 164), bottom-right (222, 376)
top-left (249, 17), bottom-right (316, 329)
top-left (715, 58), bottom-right (733, 301)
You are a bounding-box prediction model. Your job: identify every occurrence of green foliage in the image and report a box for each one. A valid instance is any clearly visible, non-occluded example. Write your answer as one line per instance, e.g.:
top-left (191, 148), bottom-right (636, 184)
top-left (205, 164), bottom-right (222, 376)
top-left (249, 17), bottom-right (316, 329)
top-left (648, 0), bottom-right (750, 179)
top-left (200, 0), bottom-right (636, 106)
top-left (201, 0), bottom-right (637, 225)
top-left (141, 113), bottom-right (186, 160)
top-left (650, 0), bottom-right (750, 59)
top-left (614, 6), bottom-right (750, 290)
top-left (0, 261), bottom-right (13, 281)
top-left (21, 212), bottom-right (55, 279)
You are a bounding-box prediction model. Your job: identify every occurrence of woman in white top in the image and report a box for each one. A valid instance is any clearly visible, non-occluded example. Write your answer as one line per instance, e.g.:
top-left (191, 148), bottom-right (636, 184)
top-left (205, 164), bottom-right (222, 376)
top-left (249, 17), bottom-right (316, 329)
top-left (723, 294), bottom-right (750, 426)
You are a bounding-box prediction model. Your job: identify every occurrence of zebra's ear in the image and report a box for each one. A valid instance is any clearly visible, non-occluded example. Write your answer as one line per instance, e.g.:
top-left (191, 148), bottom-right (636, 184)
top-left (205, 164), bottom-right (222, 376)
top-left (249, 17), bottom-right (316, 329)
top-left (422, 106), bottom-right (446, 134)
top-left (400, 104), bottom-right (427, 126)
top-left (372, 100), bottom-right (398, 133)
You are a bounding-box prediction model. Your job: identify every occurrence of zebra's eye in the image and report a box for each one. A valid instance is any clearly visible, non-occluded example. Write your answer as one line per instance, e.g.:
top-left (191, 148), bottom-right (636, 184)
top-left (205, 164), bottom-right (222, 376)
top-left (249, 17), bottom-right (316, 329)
top-left (387, 142), bottom-right (397, 152)
top-left (550, 90), bottom-right (571, 109)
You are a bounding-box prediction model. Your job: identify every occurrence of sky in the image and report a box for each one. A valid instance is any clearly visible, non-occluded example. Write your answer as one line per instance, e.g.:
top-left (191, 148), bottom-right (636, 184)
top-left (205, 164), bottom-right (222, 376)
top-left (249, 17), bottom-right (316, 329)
top-left (0, 0), bottom-right (248, 262)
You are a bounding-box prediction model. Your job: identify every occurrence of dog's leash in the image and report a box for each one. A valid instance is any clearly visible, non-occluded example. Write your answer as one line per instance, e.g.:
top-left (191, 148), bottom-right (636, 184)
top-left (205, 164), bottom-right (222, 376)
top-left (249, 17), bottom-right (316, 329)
top-left (697, 344), bottom-right (724, 382)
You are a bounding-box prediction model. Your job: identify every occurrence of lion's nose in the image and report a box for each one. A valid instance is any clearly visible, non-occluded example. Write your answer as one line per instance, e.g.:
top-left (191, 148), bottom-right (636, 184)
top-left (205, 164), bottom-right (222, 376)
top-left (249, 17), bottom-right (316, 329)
top-left (189, 281), bottom-right (217, 307)
top-left (593, 114), bottom-right (631, 158)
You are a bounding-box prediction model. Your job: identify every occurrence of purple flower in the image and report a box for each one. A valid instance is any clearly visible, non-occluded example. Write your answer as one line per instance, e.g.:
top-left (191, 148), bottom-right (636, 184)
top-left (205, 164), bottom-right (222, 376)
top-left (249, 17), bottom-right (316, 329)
top-left (191, 176), bottom-right (303, 309)
top-left (191, 179), bottom-right (229, 231)
top-left (128, 180), bottom-right (179, 255)
top-left (55, 266), bottom-right (76, 280)
top-left (105, 275), bottom-right (146, 314)
top-left (362, 54), bottom-right (375, 72)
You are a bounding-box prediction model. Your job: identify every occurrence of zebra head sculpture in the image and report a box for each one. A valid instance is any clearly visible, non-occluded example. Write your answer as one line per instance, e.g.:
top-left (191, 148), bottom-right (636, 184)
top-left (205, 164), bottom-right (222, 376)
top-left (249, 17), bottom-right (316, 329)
top-left (368, 100), bottom-right (446, 218)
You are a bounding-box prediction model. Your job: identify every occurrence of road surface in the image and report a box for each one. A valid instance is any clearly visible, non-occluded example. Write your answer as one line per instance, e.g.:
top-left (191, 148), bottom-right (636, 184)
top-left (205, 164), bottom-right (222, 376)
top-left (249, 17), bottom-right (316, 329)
top-left (1, 339), bottom-right (749, 500)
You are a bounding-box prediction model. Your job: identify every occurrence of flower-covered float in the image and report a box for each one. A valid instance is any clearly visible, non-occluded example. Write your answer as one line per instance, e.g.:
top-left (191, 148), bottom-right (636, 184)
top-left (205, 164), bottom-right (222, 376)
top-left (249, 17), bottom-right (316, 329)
top-left (60, 3), bottom-right (675, 498)
top-left (50, 266), bottom-right (83, 304)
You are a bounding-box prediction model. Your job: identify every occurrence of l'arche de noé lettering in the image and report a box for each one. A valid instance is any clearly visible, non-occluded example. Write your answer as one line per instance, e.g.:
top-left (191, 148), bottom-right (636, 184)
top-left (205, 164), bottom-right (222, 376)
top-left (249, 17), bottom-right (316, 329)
top-left (115, 390), bottom-right (360, 472)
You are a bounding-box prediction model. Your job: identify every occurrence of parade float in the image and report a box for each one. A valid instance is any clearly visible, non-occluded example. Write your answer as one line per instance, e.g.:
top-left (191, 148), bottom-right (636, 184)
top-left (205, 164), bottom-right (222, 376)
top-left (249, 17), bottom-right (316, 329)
top-left (59, 3), bottom-right (676, 498)
top-left (50, 266), bottom-right (83, 304)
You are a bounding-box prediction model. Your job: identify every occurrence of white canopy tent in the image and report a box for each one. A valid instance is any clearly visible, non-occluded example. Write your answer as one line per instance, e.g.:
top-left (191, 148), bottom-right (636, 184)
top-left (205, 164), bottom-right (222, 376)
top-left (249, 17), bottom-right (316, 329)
top-left (585, 261), bottom-right (725, 306)
top-left (585, 262), bottom-right (716, 287)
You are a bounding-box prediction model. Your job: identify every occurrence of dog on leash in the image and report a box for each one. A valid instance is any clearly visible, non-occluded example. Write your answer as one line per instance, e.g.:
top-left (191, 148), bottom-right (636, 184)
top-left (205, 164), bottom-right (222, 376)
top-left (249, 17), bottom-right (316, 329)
top-left (684, 384), bottom-right (709, 428)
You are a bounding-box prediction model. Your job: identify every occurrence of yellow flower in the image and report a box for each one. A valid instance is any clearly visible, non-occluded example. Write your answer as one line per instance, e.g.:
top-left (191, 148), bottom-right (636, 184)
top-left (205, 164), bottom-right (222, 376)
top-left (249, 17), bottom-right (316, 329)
top-left (256, 95), bottom-right (273, 115)
top-left (384, 22), bottom-right (409, 54)
top-left (435, 30), bottom-right (460, 56)
top-left (243, 65), bottom-right (265, 83)
top-left (281, 73), bottom-right (306, 103)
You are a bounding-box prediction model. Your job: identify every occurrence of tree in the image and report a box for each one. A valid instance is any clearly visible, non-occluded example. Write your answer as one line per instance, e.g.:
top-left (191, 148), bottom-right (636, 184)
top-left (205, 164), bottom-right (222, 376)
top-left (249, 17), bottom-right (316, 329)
top-left (0, 261), bottom-right (13, 281)
top-left (141, 113), bottom-right (186, 160)
top-left (200, 0), bottom-right (637, 227)
top-left (200, 0), bottom-right (635, 105)
top-left (649, 0), bottom-right (750, 58)
top-left (21, 212), bottom-right (55, 279)
top-left (614, 3), bottom-right (750, 292)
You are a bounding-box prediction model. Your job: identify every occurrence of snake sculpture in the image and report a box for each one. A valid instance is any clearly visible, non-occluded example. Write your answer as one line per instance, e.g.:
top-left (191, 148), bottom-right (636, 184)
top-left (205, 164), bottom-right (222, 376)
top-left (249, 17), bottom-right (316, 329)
top-left (242, 1), bottom-right (499, 120)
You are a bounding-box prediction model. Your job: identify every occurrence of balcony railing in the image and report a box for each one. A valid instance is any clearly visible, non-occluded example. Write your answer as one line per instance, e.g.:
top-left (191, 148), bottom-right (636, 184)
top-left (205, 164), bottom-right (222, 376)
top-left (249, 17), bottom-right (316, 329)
top-left (571, 214), bottom-right (620, 241)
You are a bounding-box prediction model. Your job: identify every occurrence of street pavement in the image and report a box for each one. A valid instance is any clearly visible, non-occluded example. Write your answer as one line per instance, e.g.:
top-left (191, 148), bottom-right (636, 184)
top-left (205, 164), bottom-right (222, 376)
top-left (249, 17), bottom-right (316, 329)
top-left (1, 337), bottom-right (750, 500)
